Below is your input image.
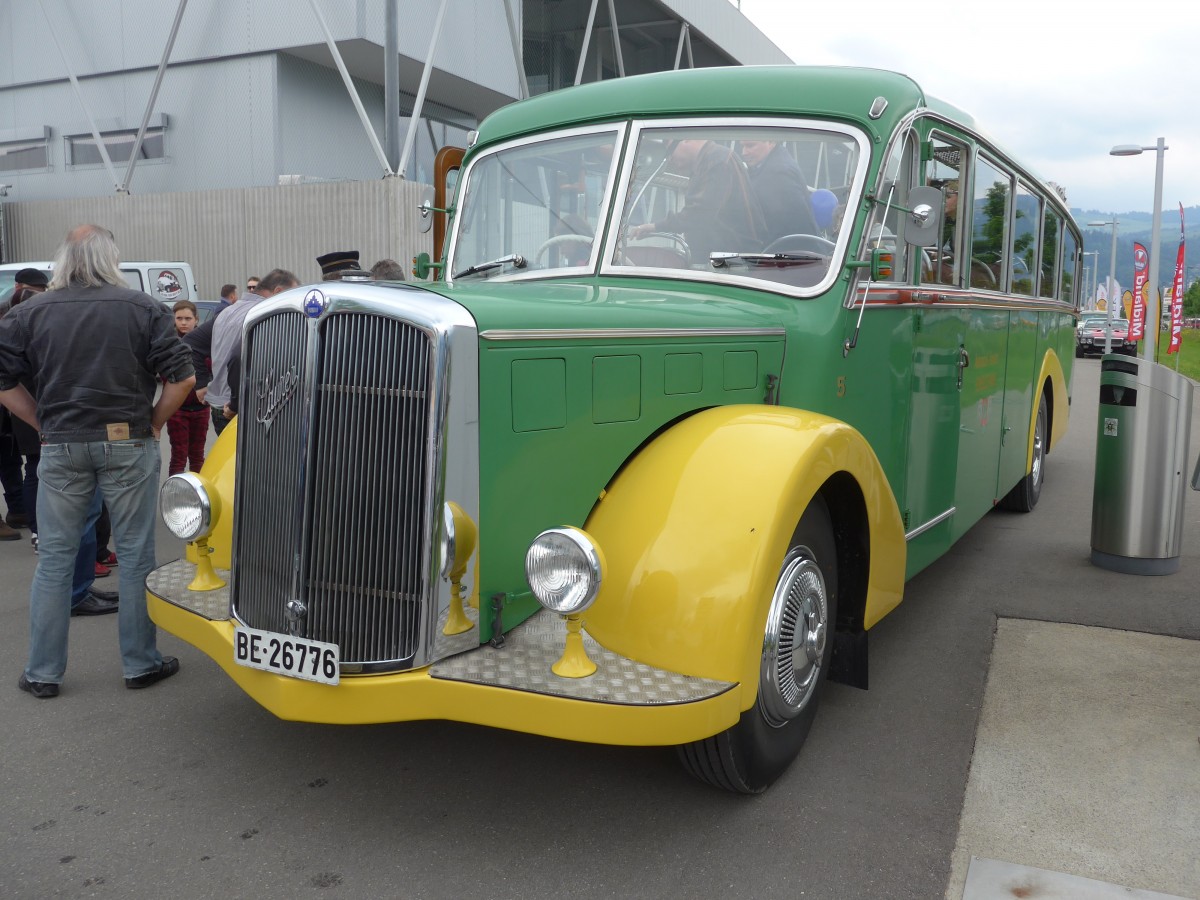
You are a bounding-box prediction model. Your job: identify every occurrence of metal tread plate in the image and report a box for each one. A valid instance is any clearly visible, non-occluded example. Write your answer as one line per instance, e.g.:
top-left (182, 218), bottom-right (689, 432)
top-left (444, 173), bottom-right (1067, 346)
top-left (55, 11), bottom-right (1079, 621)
top-left (146, 559), bottom-right (232, 621)
top-left (430, 609), bottom-right (736, 706)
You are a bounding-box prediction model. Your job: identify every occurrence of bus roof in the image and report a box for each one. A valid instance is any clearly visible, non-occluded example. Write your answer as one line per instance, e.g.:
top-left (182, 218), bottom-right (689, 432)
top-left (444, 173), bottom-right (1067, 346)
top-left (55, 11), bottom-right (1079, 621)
top-left (475, 66), bottom-right (979, 148)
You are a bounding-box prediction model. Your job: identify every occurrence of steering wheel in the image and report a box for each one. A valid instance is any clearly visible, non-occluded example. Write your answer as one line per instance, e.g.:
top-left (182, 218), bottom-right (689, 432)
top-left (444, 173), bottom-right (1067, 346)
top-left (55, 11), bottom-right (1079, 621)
top-left (535, 233), bottom-right (594, 265)
top-left (621, 231), bottom-right (691, 267)
top-left (763, 234), bottom-right (836, 255)
top-left (971, 257), bottom-right (997, 286)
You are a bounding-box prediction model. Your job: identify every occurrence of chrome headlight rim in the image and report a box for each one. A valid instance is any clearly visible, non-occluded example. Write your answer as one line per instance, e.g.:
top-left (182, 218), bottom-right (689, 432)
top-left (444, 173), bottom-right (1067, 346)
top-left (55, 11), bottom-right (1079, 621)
top-left (525, 527), bottom-right (604, 615)
top-left (159, 472), bottom-right (215, 542)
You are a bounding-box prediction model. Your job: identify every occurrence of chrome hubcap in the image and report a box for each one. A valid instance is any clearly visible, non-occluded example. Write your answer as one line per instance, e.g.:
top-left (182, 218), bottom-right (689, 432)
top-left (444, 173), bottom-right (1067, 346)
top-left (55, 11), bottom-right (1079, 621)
top-left (1031, 403), bottom-right (1046, 486)
top-left (760, 547), bottom-right (829, 727)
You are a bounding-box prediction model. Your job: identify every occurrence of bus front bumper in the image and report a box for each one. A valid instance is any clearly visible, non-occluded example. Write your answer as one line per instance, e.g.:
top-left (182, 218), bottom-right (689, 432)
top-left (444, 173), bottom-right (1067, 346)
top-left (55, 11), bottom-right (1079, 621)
top-left (146, 560), bottom-right (742, 747)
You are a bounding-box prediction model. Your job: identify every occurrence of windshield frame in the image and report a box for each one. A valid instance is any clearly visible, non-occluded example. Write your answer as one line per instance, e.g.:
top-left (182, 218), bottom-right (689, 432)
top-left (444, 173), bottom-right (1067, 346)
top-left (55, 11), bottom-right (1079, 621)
top-left (599, 116), bottom-right (870, 297)
top-left (445, 122), bottom-right (629, 287)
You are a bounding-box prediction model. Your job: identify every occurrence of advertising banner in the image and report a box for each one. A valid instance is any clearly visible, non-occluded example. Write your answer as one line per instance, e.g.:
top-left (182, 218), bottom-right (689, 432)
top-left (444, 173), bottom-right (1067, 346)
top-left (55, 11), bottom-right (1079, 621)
top-left (1167, 204), bottom-right (1185, 355)
top-left (1130, 242), bottom-right (1148, 342)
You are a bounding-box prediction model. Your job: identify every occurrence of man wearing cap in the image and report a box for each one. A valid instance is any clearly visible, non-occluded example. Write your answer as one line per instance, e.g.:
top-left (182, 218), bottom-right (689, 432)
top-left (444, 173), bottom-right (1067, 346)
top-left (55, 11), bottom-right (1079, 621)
top-left (317, 250), bottom-right (361, 281)
top-left (204, 267), bottom-right (299, 435)
top-left (0, 268), bottom-right (49, 540)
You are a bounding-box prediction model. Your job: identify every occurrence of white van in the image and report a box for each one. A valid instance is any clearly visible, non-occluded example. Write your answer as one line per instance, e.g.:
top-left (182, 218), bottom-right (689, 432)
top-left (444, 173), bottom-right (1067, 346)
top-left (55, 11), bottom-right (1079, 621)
top-left (0, 260), bottom-right (198, 310)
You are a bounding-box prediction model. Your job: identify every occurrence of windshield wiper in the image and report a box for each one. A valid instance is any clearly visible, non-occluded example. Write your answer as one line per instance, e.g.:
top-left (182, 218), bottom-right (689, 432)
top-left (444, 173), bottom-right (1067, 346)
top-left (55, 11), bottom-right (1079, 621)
top-left (453, 253), bottom-right (527, 280)
top-left (709, 251), bottom-right (824, 268)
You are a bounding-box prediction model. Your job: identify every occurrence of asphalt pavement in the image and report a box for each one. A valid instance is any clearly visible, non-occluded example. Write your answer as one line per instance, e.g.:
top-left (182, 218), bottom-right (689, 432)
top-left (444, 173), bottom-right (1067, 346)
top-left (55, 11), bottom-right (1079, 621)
top-left (1, 357), bottom-right (1197, 900)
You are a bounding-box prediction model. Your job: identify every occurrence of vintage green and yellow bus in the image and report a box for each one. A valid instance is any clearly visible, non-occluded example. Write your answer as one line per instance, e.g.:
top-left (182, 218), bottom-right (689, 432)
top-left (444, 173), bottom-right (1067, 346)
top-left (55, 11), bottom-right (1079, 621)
top-left (149, 66), bottom-right (1081, 793)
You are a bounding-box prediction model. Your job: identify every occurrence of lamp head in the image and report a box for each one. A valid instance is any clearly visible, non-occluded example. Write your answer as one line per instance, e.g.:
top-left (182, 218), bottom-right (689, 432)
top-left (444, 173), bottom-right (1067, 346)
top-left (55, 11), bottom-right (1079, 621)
top-left (1110, 145), bottom-right (1144, 157)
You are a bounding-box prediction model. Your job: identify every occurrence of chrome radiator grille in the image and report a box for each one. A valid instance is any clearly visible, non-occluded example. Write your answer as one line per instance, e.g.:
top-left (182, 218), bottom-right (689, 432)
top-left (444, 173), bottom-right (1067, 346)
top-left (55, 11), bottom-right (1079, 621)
top-left (232, 309), bottom-right (433, 668)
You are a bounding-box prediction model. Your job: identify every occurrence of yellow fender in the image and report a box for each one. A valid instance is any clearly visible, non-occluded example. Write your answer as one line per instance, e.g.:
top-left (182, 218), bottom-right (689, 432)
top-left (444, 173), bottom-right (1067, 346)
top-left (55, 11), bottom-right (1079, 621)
top-left (582, 405), bottom-right (906, 712)
top-left (1034, 349), bottom-right (1069, 462)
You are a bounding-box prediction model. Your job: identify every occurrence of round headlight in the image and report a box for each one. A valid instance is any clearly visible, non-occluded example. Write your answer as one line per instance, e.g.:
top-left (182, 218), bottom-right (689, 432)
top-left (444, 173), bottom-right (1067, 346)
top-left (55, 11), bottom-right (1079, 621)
top-left (525, 527), bottom-right (604, 615)
top-left (159, 473), bottom-right (217, 541)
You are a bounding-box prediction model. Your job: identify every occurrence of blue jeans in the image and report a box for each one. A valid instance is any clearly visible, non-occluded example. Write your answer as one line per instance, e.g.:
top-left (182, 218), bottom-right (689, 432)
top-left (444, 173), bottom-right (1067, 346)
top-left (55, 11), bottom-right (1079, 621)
top-left (26, 439), bottom-right (163, 684)
top-left (70, 488), bottom-right (104, 607)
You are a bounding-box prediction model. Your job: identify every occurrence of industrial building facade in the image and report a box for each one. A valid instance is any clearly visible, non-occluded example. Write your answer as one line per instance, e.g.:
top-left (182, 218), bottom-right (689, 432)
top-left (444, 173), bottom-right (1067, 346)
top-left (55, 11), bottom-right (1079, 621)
top-left (0, 0), bottom-right (790, 288)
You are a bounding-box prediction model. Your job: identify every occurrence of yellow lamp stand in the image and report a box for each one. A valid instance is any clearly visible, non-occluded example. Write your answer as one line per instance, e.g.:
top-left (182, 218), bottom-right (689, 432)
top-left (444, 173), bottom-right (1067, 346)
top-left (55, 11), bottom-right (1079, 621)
top-left (552, 614), bottom-right (596, 678)
top-left (187, 537), bottom-right (226, 591)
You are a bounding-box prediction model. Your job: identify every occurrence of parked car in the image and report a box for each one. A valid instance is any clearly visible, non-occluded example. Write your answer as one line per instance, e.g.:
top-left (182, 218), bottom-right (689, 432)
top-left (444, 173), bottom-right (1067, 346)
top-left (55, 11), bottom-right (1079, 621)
top-left (0, 260), bottom-right (197, 310)
top-left (192, 299), bottom-right (223, 323)
top-left (1076, 317), bottom-right (1136, 357)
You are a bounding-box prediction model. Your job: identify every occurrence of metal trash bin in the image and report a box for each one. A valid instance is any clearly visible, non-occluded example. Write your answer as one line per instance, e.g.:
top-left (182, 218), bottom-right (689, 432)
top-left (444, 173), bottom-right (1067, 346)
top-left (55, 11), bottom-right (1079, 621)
top-left (1091, 355), bottom-right (1194, 574)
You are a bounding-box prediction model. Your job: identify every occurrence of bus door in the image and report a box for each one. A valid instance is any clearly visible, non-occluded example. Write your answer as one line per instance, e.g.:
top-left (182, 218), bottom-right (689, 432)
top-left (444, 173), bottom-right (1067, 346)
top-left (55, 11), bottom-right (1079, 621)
top-left (902, 306), bottom-right (966, 575)
top-left (995, 182), bottom-right (1046, 498)
top-left (953, 156), bottom-right (1014, 535)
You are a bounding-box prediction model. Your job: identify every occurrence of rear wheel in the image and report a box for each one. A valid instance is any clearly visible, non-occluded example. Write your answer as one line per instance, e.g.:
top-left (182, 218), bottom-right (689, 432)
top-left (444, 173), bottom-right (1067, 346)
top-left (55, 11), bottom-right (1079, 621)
top-left (677, 496), bottom-right (837, 793)
top-left (999, 391), bottom-right (1048, 512)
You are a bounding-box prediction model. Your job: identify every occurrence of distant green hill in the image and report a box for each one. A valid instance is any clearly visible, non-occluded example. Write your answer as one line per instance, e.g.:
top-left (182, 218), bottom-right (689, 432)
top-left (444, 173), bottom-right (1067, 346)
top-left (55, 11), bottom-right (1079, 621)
top-left (1073, 205), bottom-right (1199, 300)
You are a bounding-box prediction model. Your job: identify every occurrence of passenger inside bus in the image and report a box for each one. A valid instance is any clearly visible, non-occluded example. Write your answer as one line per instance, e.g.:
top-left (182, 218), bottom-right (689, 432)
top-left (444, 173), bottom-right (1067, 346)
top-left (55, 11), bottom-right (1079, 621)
top-left (629, 139), bottom-right (765, 262)
top-left (737, 140), bottom-right (819, 246)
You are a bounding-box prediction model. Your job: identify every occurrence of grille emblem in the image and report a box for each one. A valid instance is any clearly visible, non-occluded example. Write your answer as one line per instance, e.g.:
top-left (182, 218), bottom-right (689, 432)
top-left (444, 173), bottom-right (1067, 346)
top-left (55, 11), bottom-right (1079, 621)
top-left (303, 288), bottom-right (327, 318)
top-left (255, 366), bottom-right (299, 432)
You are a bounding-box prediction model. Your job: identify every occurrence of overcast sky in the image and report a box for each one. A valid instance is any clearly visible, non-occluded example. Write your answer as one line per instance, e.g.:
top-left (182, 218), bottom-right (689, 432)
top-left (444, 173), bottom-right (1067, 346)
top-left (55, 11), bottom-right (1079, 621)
top-left (740, 0), bottom-right (1197, 218)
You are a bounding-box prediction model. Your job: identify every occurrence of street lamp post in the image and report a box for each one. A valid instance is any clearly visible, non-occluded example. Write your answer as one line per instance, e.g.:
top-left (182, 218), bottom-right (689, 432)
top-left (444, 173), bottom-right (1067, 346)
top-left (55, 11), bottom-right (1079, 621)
top-left (1082, 250), bottom-right (1099, 308)
top-left (1111, 138), bottom-right (1167, 362)
top-left (1087, 217), bottom-right (1119, 354)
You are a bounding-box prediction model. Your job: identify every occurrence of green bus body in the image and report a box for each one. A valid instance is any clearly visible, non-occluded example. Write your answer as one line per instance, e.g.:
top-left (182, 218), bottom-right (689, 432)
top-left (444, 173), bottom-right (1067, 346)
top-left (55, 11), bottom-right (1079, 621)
top-left (428, 66), bottom-right (1079, 637)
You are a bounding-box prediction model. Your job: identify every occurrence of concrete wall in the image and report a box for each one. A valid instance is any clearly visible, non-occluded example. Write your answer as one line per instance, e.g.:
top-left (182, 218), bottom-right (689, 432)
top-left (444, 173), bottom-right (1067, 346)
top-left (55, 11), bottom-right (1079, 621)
top-left (1, 178), bottom-right (434, 297)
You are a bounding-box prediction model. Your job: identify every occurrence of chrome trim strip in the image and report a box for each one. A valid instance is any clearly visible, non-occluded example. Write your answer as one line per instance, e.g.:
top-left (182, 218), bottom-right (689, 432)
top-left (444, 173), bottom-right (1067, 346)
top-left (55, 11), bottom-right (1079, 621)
top-left (850, 287), bottom-right (1076, 314)
top-left (480, 326), bottom-right (786, 341)
top-left (905, 507), bottom-right (956, 542)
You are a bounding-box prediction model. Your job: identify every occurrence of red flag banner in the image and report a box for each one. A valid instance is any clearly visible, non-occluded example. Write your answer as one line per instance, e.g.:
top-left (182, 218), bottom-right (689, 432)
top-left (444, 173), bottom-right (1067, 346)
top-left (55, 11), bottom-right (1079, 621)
top-left (1130, 242), bottom-right (1148, 342)
top-left (1167, 204), bottom-right (1185, 355)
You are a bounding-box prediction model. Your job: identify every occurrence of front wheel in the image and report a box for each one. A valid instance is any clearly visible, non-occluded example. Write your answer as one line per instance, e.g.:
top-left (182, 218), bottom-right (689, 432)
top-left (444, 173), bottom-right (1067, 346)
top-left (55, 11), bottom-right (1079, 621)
top-left (677, 496), bottom-right (838, 793)
top-left (999, 391), bottom-right (1047, 512)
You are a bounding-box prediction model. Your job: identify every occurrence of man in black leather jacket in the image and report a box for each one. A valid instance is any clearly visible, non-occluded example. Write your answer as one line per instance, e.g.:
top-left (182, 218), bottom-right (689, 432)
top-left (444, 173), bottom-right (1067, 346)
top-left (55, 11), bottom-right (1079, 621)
top-left (0, 224), bottom-right (195, 699)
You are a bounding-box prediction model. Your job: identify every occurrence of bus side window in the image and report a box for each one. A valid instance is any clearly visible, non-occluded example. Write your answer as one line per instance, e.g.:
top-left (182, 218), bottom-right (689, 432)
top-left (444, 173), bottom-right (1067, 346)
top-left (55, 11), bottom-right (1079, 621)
top-left (970, 156), bottom-right (1011, 290)
top-left (921, 136), bottom-right (965, 287)
top-left (1040, 209), bottom-right (1062, 299)
top-left (1011, 182), bottom-right (1040, 297)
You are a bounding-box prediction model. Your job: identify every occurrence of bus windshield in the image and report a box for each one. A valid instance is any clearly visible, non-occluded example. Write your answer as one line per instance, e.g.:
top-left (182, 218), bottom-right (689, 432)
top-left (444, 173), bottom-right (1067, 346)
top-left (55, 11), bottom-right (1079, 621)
top-left (450, 128), bottom-right (624, 280)
top-left (448, 120), bottom-right (867, 293)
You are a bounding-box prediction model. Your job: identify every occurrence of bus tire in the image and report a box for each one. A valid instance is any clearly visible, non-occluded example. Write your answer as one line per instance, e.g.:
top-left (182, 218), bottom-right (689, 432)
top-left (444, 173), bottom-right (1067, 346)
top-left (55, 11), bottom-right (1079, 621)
top-left (999, 391), bottom-right (1048, 513)
top-left (676, 496), bottom-right (837, 793)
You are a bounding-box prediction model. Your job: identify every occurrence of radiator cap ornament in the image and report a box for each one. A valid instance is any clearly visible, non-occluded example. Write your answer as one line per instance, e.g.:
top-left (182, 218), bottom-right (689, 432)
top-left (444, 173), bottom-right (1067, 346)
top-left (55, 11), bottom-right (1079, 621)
top-left (303, 288), bottom-right (327, 318)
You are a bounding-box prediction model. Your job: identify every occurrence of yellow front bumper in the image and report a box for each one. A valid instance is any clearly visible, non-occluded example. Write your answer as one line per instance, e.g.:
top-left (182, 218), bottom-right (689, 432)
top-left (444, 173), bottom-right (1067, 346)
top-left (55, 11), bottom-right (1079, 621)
top-left (147, 582), bottom-right (742, 748)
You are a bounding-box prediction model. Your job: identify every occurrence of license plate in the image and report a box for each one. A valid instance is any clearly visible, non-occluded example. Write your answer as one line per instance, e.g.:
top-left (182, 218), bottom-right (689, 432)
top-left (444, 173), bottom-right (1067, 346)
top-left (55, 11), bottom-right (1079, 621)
top-left (234, 625), bottom-right (340, 685)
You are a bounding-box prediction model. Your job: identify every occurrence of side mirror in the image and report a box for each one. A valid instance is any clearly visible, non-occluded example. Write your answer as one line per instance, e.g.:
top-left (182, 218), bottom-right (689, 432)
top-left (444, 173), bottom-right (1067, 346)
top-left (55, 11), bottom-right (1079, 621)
top-left (417, 186), bottom-right (436, 234)
top-left (902, 186), bottom-right (943, 247)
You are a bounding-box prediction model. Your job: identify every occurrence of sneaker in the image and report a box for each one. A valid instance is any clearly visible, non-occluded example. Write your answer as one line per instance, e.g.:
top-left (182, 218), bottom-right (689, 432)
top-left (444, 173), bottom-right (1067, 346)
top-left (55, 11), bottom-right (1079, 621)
top-left (18, 673), bottom-right (60, 699)
top-left (0, 519), bottom-right (18, 542)
top-left (125, 657), bottom-right (180, 689)
top-left (96, 550), bottom-right (118, 567)
top-left (6, 511), bottom-right (29, 529)
top-left (94, 561), bottom-right (112, 578)
top-left (30, 532), bottom-right (38, 554)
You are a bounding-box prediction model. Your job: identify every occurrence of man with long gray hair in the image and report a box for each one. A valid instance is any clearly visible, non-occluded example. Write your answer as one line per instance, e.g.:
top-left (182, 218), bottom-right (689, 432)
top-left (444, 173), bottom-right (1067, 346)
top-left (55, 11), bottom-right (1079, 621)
top-left (0, 224), bottom-right (196, 699)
